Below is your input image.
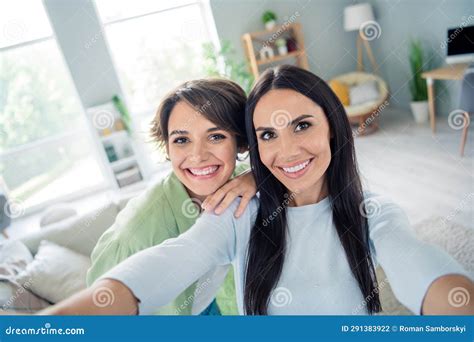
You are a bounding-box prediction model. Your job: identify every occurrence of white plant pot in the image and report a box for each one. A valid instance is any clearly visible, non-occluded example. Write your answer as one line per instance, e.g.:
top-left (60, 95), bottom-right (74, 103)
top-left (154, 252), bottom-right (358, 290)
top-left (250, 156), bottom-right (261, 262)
top-left (277, 46), bottom-right (288, 55)
top-left (265, 20), bottom-right (276, 30)
top-left (410, 101), bottom-right (429, 123)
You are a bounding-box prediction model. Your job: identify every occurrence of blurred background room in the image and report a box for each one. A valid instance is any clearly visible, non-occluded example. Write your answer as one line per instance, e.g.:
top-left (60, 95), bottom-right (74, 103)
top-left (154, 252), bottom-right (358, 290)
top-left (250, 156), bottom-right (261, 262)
top-left (0, 0), bottom-right (472, 314)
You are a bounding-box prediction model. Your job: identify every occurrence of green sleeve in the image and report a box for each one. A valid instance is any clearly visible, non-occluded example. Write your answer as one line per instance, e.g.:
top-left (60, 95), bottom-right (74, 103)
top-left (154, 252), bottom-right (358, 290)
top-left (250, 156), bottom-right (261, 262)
top-left (86, 185), bottom-right (178, 287)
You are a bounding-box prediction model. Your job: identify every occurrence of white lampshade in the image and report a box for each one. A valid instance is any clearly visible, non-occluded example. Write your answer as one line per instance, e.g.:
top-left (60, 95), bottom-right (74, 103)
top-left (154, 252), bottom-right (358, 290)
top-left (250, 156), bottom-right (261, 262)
top-left (344, 3), bottom-right (375, 32)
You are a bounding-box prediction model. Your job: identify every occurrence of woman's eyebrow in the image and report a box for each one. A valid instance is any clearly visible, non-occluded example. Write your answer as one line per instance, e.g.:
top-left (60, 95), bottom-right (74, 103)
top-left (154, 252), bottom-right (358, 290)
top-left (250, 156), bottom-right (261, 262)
top-left (207, 127), bottom-right (225, 133)
top-left (169, 129), bottom-right (188, 136)
top-left (169, 127), bottom-right (224, 136)
top-left (255, 114), bottom-right (315, 131)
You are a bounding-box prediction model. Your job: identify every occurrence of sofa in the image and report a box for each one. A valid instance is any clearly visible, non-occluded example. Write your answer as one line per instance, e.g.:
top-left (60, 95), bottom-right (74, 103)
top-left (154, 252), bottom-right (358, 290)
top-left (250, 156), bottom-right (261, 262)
top-left (0, 193), bottom-right (134, 313)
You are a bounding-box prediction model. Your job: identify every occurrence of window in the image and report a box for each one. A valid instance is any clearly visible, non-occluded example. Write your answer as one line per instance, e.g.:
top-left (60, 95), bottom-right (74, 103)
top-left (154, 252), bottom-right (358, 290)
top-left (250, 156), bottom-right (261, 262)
top-left (0, 0), bottom-right (107, 214)
top-left (95, 0), bottom-right (217, 165)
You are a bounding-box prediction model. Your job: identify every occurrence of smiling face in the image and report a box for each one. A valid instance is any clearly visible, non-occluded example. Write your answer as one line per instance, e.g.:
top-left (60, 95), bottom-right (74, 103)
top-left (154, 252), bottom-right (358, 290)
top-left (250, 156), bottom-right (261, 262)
top-left (253, 89), bottom-right (332, 206)
top-left (167, 101), bottom-right (238, 201)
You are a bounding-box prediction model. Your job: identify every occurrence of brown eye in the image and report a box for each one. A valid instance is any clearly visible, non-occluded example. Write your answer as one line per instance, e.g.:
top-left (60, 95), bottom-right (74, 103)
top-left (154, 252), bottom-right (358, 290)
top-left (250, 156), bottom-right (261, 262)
top-left (260, 131), bottom-right (275, 141)
top-left (173, 137), bottom-right (188, 144)
top-left (295, 121), bottom-right (311, 132)
top-left (209, 133), bottom-right (226, 142)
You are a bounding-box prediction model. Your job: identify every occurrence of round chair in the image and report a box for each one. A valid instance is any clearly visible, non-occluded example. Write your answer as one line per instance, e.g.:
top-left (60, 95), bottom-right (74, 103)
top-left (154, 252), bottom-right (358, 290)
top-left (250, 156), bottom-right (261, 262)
top-left (330, 72), bottom-right (389, 135)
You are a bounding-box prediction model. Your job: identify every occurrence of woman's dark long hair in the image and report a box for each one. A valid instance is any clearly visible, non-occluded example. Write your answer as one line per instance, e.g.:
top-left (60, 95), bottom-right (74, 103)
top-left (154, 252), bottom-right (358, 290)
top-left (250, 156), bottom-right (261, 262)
top-left (244, 65), bottom-right (381, 315)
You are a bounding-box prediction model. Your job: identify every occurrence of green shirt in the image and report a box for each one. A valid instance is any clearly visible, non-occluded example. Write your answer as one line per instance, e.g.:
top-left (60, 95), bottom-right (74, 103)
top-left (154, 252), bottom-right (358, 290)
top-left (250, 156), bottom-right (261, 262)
top-left (86, 163), bottom-right (249, 315)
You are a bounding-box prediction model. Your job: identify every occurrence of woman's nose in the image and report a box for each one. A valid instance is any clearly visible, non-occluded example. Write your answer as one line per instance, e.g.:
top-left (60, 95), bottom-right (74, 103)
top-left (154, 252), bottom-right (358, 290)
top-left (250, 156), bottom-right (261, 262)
top-left (189, 142), bottom-right (208, 163)
top-left (278, 134), bottom-right (300, 160)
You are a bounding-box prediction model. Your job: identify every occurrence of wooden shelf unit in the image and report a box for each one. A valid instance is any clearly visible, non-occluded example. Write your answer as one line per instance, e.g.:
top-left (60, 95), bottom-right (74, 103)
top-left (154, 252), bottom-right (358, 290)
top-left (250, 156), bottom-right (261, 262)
top-left (241, 22), bottom-right (309, 78)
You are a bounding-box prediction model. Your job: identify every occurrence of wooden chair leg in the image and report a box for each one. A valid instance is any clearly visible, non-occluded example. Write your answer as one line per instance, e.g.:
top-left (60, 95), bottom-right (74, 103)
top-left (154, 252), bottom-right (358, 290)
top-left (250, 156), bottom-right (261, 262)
top-left (459, 111), bottom-right (470, 157)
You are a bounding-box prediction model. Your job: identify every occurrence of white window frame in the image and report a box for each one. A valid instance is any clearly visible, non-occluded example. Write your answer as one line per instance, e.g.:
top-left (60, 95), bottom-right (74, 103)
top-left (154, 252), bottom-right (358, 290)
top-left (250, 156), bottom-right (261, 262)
top-left (0, 23), bottom-right (110, 217)
top-left (94, 0), bottom-right (222, 173)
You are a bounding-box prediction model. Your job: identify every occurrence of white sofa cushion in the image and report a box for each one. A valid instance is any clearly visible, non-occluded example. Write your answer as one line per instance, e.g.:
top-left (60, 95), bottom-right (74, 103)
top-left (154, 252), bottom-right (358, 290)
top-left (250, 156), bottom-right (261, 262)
top-left (19, 202), bottom-right (119, 257)
top-left (16, 240), bottom-right (90, 303)
top-left (39, 204), bottom-right (78, 228)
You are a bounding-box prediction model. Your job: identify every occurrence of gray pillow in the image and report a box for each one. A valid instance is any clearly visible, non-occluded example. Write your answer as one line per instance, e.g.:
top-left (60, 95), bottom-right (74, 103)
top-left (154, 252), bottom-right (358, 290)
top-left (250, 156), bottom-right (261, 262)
top-left (0, 281), bottom-right (51, 313)
top-left (349, 80), bottom-right (380, 106)
top-left (0, 240), bottom-right (51, 313)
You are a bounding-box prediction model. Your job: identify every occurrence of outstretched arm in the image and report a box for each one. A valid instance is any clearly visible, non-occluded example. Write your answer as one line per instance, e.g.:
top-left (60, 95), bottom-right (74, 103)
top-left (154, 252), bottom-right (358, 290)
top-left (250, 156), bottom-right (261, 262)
top-left (39, 279), bottom-right (138, 315)
top-left (367, 192), bottom-right (472, 315)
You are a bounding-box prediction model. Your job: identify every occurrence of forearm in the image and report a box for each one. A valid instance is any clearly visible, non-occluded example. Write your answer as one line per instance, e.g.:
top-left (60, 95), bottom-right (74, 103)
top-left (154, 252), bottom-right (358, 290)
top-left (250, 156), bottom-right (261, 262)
top-left (422, 274), bottom-right (474, 315)
top-left (38, 279), bottom-right (138, 315)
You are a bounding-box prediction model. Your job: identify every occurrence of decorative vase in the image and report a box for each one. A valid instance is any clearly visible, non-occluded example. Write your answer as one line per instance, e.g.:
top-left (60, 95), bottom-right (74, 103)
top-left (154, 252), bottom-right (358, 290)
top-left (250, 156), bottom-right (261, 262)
top-left (410, 101), bottom-right (429, 123)
top-left (265, 20), bottom-right (276, 30)
top-left (278, 45), bottom-right (288, 55)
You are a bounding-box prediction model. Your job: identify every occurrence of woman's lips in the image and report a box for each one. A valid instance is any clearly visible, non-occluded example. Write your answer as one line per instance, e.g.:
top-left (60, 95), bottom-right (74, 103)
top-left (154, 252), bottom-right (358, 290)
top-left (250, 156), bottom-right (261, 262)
top-left (277, 158), bottom-right (314, 179)
top-left (185, 165), bottom-right (221, 180)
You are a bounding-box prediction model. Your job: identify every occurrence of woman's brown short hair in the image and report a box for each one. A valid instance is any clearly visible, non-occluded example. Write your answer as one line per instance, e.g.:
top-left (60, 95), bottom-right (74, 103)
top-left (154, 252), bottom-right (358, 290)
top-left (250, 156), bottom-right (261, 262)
top-left (150, 78), bottom-right (247, 150)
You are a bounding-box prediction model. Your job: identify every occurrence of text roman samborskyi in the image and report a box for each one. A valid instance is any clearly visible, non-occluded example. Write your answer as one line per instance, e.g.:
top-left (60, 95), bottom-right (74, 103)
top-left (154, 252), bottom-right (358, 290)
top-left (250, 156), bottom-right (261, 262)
top-left (399, 325), bottom-right (466, 333)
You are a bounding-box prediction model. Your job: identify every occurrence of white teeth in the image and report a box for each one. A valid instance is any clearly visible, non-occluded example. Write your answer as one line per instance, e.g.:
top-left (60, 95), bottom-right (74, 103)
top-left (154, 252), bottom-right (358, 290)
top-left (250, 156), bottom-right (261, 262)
top-left (281, 159), bottom-right (310, 173)
top-left (188, 166), bottom-right (218, 176)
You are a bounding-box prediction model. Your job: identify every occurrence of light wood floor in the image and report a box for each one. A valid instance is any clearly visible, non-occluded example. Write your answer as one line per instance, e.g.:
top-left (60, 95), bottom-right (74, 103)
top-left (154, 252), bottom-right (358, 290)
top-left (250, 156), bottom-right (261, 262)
top-left (355, 108), bottom-right (473, 228)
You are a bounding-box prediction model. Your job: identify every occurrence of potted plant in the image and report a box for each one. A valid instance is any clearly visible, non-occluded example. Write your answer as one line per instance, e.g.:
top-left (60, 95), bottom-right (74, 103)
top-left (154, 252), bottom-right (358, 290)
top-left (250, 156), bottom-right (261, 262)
top-left (275, 38), bottom-right (287, 55)
top-left (262, 11), bottom-right (277, 30)
top-left (202, 40), bottom-right (254, 94)
top-left (408, 40), bottom-right (429, 123)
